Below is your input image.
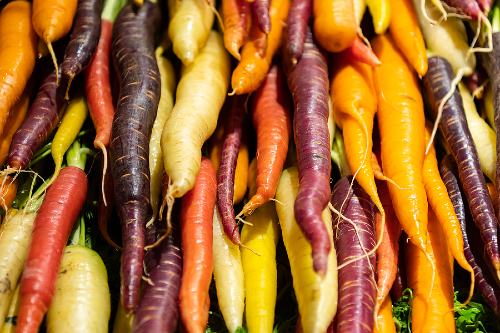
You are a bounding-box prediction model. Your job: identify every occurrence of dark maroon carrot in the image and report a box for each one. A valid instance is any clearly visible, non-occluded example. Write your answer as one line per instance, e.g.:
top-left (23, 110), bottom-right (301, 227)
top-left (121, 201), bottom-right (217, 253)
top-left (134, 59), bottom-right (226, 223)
top-left (284, 28), bottom-right (331, 275)
top-left (217, 96), bottom-right (246, 245)
top-left (61, 0), bottom-right (103, 96)
top-left (442, 0), bottom-right (482, 18)
top-left (7, 69), bottom-right (67, 170)
top-left (423, 55), bottom-right (500, 282)
top-left (110, 0), bottom-right (161, 312)
top-left (133, 233), bottom-right (183, 333)
top-left (285, 0), bottom-right (311, 64)
top-left (390, 266), bottom-right (405, 301)
top-left (331, 176), bottom-right (377, 333)
top-left (439, 155), bottom-right (500, 315)
top-left (252, 0), bottom-right (271, 34)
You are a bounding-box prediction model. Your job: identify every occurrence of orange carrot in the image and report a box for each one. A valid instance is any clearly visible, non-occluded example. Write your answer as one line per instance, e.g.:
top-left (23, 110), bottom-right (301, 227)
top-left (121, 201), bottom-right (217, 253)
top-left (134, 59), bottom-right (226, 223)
top-left (407, 209), bottom-right (455, 333)
top-left (331, 51), bottom-right (384, 223)
top-left (231, 0), bottom-right (290, 94)
top-left (313, 0), bottom-right (357, 52)
top-left (0, 176), bottom-right (17, 212)
top-left (32, 0), bottom-right (77, 79)
top-left (222, 0), bottom-right (251, 60)
top-left (373, 34), bottom-right (429, 258)
top-left (0, 91), bottom-right (30, 165)
top-left (373, 296), bottom-right (396, 333)
top-left (179, 157), bottom-right (217, 333)
top-left (388, 0), bottom-right (427, 76)
top-left (422, 126), bottom-right (474, 301)
top-left (0, 1), bottom-right (37, 137)
top-left (241, 65), bottom-right (291, 215)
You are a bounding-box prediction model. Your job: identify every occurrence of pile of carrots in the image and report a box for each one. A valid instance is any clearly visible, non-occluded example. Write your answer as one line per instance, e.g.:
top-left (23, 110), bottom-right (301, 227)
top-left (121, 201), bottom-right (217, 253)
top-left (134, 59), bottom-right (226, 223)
top-left (0, 0), bottom-right (498, 332)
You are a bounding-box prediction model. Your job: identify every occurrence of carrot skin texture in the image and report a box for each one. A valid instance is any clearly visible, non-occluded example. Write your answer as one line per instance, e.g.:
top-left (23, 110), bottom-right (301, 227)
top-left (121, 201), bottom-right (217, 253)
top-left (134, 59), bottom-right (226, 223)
top-left (85, 20), bottom-right (113, 148)
top-left (180, 158), bottom-right (217, 333)
top-left (0, 1), bottom-right (37, 138)
top-left (242, 65), bottom-right (291, 215)
top-left (285, 0), bottom-right (311, 64)
top-left (343, 37), bottom-right (381, 67)
top-left (284, 29), bottom-right (331, 275)
top-left (110, 1), bottom-right (161, 312)
top-left (61, 0), bottom-right (102, 85)
top-left (133, 234), bottom-right (183, 333)
top-left (252, 0), bottom-right (271, 33)
top-left (423, 56), bottom-right (500, 279)
top-left (331, 177), bottom-right (376, 333)
top-left (313, 0), bottom-right (357, 52)
top-left (440, 157), bottom-right (500, 315)
top-left (0, 93), bottom-right (30, 165)
top-left (32, 0), bottom-right (78, 43)
top-left (477, 0), bottom-right (492, 12)
top-left (222, 0), bottom-right (251, 60)
top-left (441, 0), bottom-right (481, 19)
top-left (8, 71), bottom-right (66, 170)
top-left (217, 96), bottom-right (246, 244)
top-left (17, 167), bottom-right (88, 333)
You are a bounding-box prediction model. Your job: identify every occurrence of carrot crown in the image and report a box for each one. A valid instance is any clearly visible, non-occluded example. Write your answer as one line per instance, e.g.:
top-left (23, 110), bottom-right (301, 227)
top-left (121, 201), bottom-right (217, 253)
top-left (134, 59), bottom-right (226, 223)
top-left (66, 140), bottom-right (93, 171)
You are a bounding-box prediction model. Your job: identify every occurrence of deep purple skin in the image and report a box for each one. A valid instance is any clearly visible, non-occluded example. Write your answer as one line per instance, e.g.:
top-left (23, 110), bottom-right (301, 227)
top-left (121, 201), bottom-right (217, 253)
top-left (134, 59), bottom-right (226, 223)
top-left (331, 177), bottom-right (377, 333)
top-left (110, 0), bottom-right (161, 312)
top-left (7, 70), bottom-right (66, 170)
top-left (284, 29), bottom-right (331, 275)
top-left (252, 0), bottom-right (271, 34)
top-left (440, 156), bottom-right (500, 315)
top-left (61, 0), bottom-right (103, 87)
top-left (285, 0), bottom-right (311, 64)
top-left (442, 0), bottom-right (481, 19)
top-left (423, 56), bottom-right (500, 279)
top-left (217, 96), bottom-right (246, 245)
top-left (480, 32), bottom-right (500, 223)
top-left (133, 234), bottom-right (182, 333)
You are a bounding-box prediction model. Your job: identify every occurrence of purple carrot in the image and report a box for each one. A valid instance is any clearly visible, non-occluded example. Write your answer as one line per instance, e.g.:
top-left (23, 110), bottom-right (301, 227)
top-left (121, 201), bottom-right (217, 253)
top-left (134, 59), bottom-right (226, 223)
top-left (133, 233), bottom-right (183, 333)
top-left (7, 69), bottom-right (66, 170)
top-left (331, 176), bottom-right (377, 333)
top-left (441, 0), bottom-right (481, 19)
top-left (440, 155), bottom-right (500, 315)
top-left (217, 95), bottom-right (246, 245)
top-left (110, 0), bottom-right (161, 312)
top-left (285, 0), bottom-right (311, 64)
top-left (252, 0), bottom-right (271, 34)
top-left (390, 266), bottom-right (405, 302)
top-left (423, 56), bottom-right (500, 282)
top-left (284, 28), bottom-right (331, 275)
top-left (61, 0), bottom-right (103, 94)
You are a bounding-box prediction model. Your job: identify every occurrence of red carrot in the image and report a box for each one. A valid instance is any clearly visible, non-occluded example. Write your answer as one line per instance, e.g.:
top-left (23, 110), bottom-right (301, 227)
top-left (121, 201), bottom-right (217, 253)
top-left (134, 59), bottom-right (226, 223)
top-left (179, 158), bottom-right (217, 333)
top-left (217, 96), bottom-right (246, 245)
top-left (16, 142), bottom-right (89, 333)
top-left (284, 28), bottom-right (331, 275)
top-left (344, 37), bottom-right (381, 67)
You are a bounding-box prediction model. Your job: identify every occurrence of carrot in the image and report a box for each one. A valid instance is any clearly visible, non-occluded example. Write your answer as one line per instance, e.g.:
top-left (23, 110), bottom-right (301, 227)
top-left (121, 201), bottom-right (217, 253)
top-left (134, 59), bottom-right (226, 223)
top-left (217, 96), bottom-right (246, 245)
top-left (16, 141), bottom-right (89, 333)
top-left (2, 285), bottom-right (20, 333)
top-left (285, 0), bottom-right (311, 64)
top-left (61, 0), bottom-right (103, 94)
top-left (7, 70), bottom-right (66, 171)
top-left (97, 152), bottom-right (120, 250)
top-left (407, 209), bottom-right (455, 333)
top-left (372, 35), bottom-right (429, 259)
top-left (366, 0), bottom-right (390, 33)
top-left (168, 0), bottom-right (214, 65)
top-left (352, 0), bottom-right (366, 25)
top-left (442, 0), bottom-right (482, 19)
top-left (343, 37), bottom-right (381, 67)
top-left (275, 167), bottom-right (337, 333)
top-left (0, 92), bottom-right (30, 166)
top-left (313, 0), bottom-right (357, 52)
top-left (109, 1), bottom-right (161, 312)
top-left (331, 52), bottom-right (384, 230)
top-left (133, 233), bottom-right (182, 333)
top-left (0, 177), bottom-right (17, 212)
top-left (241, 65), bottom-right (290, 216)
top-left (388, 0), bottom-right (427, 76)
top-left (331, 177), bottom-right (377, 333)
top-left (32, 0), bottom-right (78, 79)
top-left (179, 158), bottom-right (216, 333)
top-left (149, 48), bottom-right (175, 221)
top-left (423, 55), bottom-right (500, 282)
top-left (284, 29), bottom-right (331, 275)
top-left (222, 0), bottom-right (251, 60)
top-left (241, 202), bottom-right (279, 332)
top-left (0, 1), bottom-right (37, 138)
top-left (112, 303), bottom-right (133, 333)
top-left (422, 126), bottom-right (475, 301)
top-left (477, 0), bottom-right (493, 12)
top-left (85, 0), bottom-right (127, 151)
top-left (231, 0), bottom-right (290, 95)
top-left (212, 208), bottom-right (244, 333)
top-left (373, 297), bottom-right (396, 333)
top-left (374, 182), bottom-right (401, 313)
top-left (252, 0), bottom-right (271, 33)
top-left (162, 31), bottom-right (230, 199)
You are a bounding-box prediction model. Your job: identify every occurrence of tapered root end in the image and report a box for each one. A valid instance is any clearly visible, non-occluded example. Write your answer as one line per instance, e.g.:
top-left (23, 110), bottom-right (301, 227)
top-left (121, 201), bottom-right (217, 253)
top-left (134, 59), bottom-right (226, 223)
top-left (312, 251), bottom-right (328, 277)
top-left (241, 193), bottom-right (266, 216)
top-left (64, 74), bottom-right (74, 100)
top-left (46, 42), bottom-right (59, 86)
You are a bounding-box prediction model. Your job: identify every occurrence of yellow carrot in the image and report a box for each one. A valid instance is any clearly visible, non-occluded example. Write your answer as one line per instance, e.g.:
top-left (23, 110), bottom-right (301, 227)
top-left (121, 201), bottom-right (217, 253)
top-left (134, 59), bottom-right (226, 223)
top-left (366, 0), bottom-right (391, 33)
